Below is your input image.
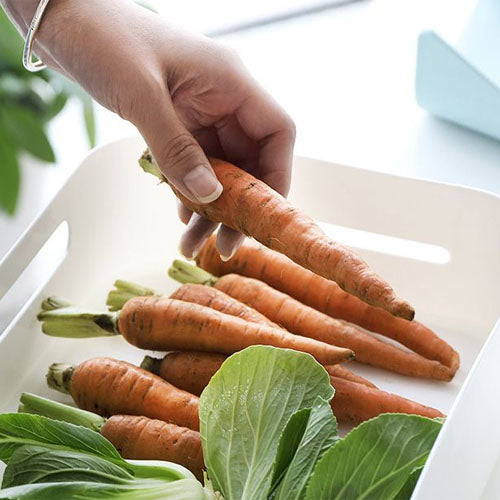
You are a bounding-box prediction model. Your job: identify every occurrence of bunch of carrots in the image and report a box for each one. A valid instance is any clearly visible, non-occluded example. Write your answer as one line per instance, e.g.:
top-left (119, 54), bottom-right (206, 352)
top-left (31, 152), bottom-right (459, 480)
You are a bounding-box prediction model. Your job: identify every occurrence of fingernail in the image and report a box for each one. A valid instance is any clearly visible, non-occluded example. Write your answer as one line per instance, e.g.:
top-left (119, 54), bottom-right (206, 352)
top-left (178, 241), bottom-right (198, 261)
top-left (220, 247), bottom-right (237, 262)
top-left (183, 166), bottom-right (223, 203)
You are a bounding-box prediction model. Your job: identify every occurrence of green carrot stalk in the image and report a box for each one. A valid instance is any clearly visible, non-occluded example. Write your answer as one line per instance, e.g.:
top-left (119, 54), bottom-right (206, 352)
top-left (140, 355), bottom-right (162, 374)
top-left (168, 260), bottom-right (218, 287)
top-left (46, 362), bottom-right (75, 394)
top-left (37, 298), bottom-right (119, 338)
top-left (19, 392), bottom-right (105, 431)
top-left (107, 280), bottom-right (157, 312)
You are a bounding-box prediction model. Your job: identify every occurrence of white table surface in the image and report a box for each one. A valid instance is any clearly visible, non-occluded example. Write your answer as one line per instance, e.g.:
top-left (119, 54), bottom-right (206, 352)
top-left (2, 0), bottom-right (500, 329)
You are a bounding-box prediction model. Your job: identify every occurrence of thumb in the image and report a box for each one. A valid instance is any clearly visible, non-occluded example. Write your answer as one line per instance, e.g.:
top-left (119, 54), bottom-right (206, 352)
top-left (141, 114), bottom-right (223, 204)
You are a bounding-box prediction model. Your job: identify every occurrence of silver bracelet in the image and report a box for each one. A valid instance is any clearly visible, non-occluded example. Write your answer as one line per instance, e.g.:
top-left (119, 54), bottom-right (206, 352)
top-left (23, 0), bottom-right (51, 72)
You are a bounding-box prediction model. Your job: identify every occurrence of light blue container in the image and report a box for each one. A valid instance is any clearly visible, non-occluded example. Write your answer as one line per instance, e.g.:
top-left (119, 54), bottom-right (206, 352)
top-left (416, 0), bottom-right (500, 141)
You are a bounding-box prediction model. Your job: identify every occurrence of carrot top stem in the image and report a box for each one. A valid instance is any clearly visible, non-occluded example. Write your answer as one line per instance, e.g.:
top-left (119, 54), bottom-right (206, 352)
top-left (107, 280), bottom-right (158, 312)
top-left (169, 260), bottom-right (218, 287)
top-left (46, 362), bottom-right (75, 394)
top-left (19, 392), bottom-right (105, 431)
top-left (40, 296), bottom-right (73, 311)
top-left (139, 150), bottom-right (165, 182)
top-left (140, 355), bottom-right (162, 375)
top-left (38, 298), bottom-right (120, 338)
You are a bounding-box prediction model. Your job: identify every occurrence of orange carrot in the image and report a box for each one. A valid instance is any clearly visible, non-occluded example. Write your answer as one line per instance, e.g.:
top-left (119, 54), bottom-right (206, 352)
top-left (141, 352), bottom-right (227, 397)
top-left (39, 297), bottom-right (353, 366)
top-left (140, 151), bottom-right (414, 319)
top-left (196, 236), bottom-right (460, 373)
top-left (118, 297), bottom-right (353, 366)
top-left (329, 376), bottom-right (444, 424)
top-left (139, 352), bottom-right (443, 423)
top-left (107, 281), bottom-right (281, 328)
top-left (325, 365), bottom-right (376, 388)
top-left (46, 358), bottom-right (200, 431)
top-left (101, 415), bottom-right (204, 480)
top-left (170, 283), bottom-right (281, 329)
top-left (142, 351), bottom-right (377, 397)
top-left (170, 261), bottom-right (453, 381)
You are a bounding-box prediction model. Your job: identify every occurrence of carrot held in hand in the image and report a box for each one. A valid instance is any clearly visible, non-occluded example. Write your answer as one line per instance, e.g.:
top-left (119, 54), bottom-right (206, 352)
top-left (196, 236), bottom-right (460, 374)
top-left (45, 357), bottom-right (200, 430)
top-left (142, 351), bottom-right (376, 395)
top-left (18, 392), bottom-right (204, 479)
top-left (139, 150), bottom-right (414, 320)
top-left (169, 260), bottom-right (454, 381)
top-left (38, 296), bottom-right (353, 366)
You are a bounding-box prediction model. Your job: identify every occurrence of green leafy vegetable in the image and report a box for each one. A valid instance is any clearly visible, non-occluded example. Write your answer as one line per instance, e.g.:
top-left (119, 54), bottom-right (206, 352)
top-left (199, 345), bottom-right (334, 500)
top-left (304, 414), bottom-right (442, 500)
top-left (2, 446), bottom-right (133, 488)
top-left (0, 413), bottom-right (121, 465)
top-left (0, 478), bottom-right (210, 499)
top-left (270, 396), bottom-right (338, 500)
top-left (394, 466), bottom-right (423, 500)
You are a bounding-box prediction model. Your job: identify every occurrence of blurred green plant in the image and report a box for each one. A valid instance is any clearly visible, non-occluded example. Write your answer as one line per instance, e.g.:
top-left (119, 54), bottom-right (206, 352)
top-left (0, 7), bottom-right (95, 215)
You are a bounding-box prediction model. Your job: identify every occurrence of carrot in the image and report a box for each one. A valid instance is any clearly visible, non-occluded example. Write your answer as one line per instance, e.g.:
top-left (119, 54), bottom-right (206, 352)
top-left (46, 358), bottom-right (200, 431)
top-left (329, 376), bottom-right (444, 424)
top-left (101, 415), bottom-right (204, 479)
top-left (107, 280), bottom-right (282, 327)
top-left (139, 352), bottom-right (443, 422)
top-left (141, 352), bottom-right (227, 397)
top-left (325, 365), bottom-right (377, 388)
top-left (19, 393), bottom-right (204, 479)
top-left (170, 283), bottom-right (282, 329)
top-left (170, 261), bottom-right (454, 381)
top-left (120, 296), bottom-right (352, 365)
top-left (142, 351), bottom-right (377, 398)
top-left (196, 236), bottom-right (460, 373)
top-left (39, 297), bottom-right (354, 366)
top-left (139, 151), bottom-right (414, 320)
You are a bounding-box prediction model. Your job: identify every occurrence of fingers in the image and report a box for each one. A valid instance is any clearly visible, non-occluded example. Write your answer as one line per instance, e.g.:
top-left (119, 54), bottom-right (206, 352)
top-left (177, 200), bottom-right (193, 225)
top-left (140, 102), bottom-right (223, 205)
top-left (215, 115), bottom-right (258, 173)
top-left (216, 225), bottom-right (245, 261)
top-left (180, 214), bottom-right (219, 259)
top-left (236, 91), bottom-right (295, 197)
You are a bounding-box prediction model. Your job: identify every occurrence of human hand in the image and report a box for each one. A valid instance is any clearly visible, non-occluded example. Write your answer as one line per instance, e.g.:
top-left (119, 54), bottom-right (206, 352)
top-left (6, 0), bottom-right (295, 260)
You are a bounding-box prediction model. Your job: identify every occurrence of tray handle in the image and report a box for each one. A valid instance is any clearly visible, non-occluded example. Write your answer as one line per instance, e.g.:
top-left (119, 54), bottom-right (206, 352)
top-left (0, 203), bottom-right (65, 302)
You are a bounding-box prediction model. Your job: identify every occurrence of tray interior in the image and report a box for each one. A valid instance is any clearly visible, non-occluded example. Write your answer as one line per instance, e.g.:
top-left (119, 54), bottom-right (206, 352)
top-left (1, 136), bottom-right (499, 464)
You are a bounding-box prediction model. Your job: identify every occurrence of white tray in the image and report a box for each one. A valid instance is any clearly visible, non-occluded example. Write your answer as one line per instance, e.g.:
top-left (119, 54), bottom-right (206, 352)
top-left (1, 137), bottom-right (499, 499)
